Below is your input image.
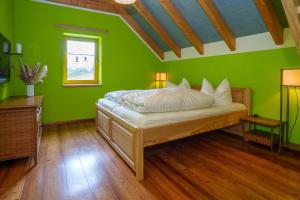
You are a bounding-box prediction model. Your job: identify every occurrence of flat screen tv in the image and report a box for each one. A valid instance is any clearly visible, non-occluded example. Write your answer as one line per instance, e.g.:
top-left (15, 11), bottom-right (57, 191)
top-left (0, 33), bottom-right (10, 84)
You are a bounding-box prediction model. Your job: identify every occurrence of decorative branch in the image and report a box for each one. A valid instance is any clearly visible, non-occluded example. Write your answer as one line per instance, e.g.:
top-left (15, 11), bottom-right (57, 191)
top-left (17, 58), bottom-right (48, 85)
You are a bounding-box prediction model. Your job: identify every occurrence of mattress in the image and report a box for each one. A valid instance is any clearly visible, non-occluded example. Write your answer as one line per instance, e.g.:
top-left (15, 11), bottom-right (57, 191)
top-left (97, 98), bottom-right (246, 128)
top-left (98, 98), bottom-right (120, 112)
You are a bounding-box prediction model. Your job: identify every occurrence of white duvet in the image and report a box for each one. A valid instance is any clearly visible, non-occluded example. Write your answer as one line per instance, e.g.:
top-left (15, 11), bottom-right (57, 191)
top-left (105, 87), bottom-right (214, 113)
top-left (105, 90), bottom-right (141, 104)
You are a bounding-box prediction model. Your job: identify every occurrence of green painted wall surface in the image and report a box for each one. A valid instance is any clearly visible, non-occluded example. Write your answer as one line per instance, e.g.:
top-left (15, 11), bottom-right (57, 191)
top-left (163, 47), bottom-right (300, 145)
top-left (9, 0), bottom-right (300, 145)
top-left (0, 0), bottom-right (14, 101)
top-left (13, 0), bottom-right (160, 123)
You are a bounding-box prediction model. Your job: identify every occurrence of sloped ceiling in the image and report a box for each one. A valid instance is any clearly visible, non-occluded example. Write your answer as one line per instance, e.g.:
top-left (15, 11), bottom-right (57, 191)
top-left (127, 0), bottom-right (264, 51)
top-left (46, 0), bottom-right (288, 59)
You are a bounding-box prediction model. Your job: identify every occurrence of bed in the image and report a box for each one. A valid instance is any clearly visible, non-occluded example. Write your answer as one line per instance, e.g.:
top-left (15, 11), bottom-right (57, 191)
top-left (96, 85), bottom-right (251, 180)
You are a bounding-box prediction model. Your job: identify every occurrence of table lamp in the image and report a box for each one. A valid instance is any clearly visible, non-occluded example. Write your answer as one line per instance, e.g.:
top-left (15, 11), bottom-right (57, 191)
top-left (155, 72), bottom-right (167, 88)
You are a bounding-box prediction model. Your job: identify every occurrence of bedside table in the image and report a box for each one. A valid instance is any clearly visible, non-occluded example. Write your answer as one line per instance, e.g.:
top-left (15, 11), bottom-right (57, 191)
top-left (241, 116), bottom-right (284, 152)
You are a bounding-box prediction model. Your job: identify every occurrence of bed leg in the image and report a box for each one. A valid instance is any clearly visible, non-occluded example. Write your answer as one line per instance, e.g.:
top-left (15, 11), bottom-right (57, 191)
top-left (135, 130), bottom-right (144, 181)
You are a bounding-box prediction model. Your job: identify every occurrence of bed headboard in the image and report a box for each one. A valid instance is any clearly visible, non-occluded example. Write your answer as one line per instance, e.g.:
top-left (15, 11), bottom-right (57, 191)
top-left (192, 85), bottom-right (252, 114)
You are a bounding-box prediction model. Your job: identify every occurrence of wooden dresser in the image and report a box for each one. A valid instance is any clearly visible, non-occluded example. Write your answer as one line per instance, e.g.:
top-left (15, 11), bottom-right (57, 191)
top-left (0, 96), bottom-right (43, 164)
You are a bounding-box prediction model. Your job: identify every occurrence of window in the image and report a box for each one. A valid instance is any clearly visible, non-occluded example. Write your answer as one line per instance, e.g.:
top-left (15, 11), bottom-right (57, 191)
top-left (64, 35), bottom-right (100, 85)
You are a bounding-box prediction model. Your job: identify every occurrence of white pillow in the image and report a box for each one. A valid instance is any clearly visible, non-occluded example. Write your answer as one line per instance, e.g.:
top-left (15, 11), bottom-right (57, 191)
top-left (201, 79), bottom-right (232, 105)
top-left (166, 81), bottom-right (177, 88)
top-left (201, 79), bottom-right (214, 96)
top-left (178, 78), bottom-right (191, 89)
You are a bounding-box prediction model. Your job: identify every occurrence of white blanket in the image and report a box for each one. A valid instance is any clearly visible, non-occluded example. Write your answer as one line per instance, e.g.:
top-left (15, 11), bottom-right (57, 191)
top-left (107, 87), bottom-right (214, 113)
top-left (105, 90), bottom-right (141, 104)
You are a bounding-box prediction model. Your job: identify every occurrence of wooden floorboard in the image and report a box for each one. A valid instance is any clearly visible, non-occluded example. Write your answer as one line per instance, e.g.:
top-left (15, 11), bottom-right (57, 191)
top-left (0, 121), bottom-right (300, 200)
top-left (0, 158), bottom-right (30, 200)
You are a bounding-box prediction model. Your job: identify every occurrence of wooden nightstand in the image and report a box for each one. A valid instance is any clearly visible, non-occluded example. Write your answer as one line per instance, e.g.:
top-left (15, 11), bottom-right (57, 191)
top-left (241, 116), bottom-right (284, 152)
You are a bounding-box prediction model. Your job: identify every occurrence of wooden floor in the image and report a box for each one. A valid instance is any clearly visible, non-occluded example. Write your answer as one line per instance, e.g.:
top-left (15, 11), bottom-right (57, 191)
top-left (1, 121), bottom-right (300, 200)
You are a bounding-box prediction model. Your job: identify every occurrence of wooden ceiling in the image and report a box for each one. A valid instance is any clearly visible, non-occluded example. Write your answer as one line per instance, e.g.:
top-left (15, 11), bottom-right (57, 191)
top-left (47, 0), bottom-right (287, 60)
top-left (281, 0), bottom-right (300, 55)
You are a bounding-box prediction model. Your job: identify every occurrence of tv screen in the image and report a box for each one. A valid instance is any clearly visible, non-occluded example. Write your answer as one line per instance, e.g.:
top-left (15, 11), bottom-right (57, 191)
top-left (0, 33), bottom-right (10, 84)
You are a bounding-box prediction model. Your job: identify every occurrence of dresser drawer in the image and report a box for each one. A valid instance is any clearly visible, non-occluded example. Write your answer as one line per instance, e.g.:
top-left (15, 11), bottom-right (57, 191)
top-left (0, 109), bottom-right (36, 158)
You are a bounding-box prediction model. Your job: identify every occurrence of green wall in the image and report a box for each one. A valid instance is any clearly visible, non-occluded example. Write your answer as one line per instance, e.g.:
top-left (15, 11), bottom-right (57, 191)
top-left (163, 47), bottom-right (300, 145)
top-left (0, 0), bottom-right (14, 101)
top-left (12, 0), bottom-right (161, 123)
top-left (7, 0), bottom-right (300, 144)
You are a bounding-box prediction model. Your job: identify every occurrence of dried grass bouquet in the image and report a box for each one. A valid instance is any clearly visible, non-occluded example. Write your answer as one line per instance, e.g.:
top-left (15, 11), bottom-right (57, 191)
top-left (17, 58), bottom-right (48, 85)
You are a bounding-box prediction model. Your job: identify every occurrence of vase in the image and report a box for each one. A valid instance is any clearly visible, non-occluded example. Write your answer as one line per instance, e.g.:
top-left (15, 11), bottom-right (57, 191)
top-left (26, 85), bottom-right (34, 97)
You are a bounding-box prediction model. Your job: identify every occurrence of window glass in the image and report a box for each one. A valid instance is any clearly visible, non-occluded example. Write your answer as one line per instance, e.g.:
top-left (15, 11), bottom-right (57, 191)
top-left (64, 36), bottom-right (99, 85)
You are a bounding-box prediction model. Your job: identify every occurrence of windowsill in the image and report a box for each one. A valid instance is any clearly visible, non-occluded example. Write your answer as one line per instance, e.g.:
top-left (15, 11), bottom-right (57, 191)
top-left (63, 84), bottom-right (102, 88)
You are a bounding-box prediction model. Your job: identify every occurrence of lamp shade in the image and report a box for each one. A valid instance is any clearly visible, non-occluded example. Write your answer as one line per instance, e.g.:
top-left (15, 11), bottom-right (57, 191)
top-left (155, 72), bottom-right (167, 81)
top-left (114, 0), bottom-right (136, 4)
top-left (282, 69), bottom-right (300, 86)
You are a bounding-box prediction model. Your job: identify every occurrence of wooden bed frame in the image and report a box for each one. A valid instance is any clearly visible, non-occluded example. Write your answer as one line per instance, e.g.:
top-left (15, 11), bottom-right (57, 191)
top-left (96, 86), bottom-right (251, 180)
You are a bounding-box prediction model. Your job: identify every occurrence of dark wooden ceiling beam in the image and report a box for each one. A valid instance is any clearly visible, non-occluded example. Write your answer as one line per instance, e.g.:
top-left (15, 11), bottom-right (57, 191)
top-left (133, 0), bottom-right (181, 57)
top-left (255, 0), bottom-right (284, 45)
top-left (197, 0), bottom-right (236, 51)
top-left (48, 0), bottom-right (121, 14)
top-left (159, 0), bottom-right (204, 54)
top-left (281, 0), bottom-right (300, 54)
top-left (116, 6), bottom-right (165, 59)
